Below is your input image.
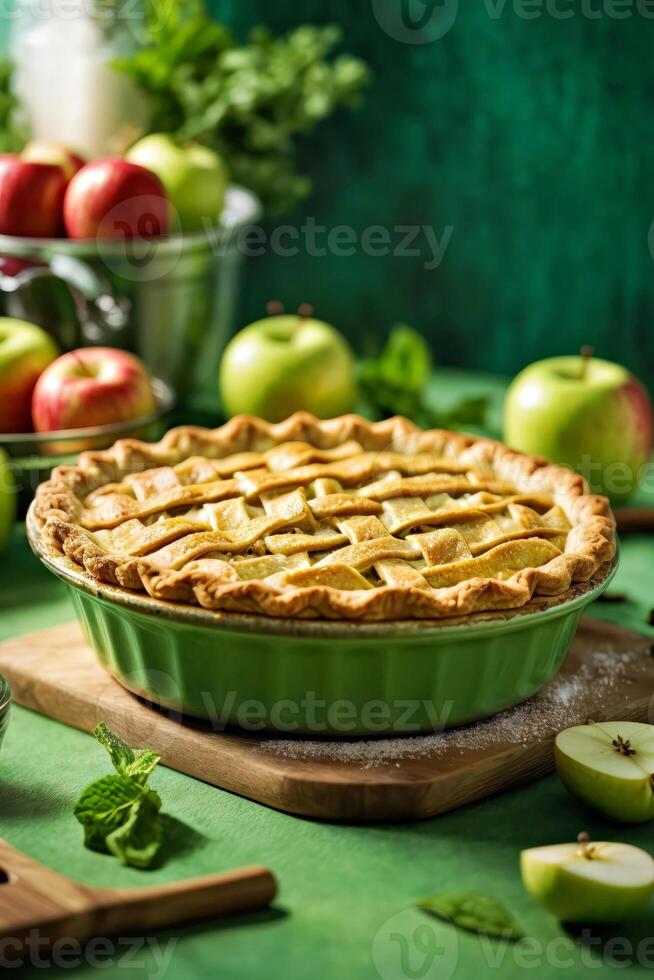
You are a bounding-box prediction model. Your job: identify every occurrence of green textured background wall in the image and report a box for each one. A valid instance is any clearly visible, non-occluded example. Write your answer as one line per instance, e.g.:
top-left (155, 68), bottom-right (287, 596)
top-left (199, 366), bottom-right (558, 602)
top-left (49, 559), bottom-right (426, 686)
top-left (211, 0), bottom-right (654, 382)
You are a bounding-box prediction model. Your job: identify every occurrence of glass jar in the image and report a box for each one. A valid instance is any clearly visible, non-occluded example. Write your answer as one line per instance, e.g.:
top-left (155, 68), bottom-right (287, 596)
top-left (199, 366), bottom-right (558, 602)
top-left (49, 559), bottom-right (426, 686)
top-left (10, 0), bottom-right (150, 159)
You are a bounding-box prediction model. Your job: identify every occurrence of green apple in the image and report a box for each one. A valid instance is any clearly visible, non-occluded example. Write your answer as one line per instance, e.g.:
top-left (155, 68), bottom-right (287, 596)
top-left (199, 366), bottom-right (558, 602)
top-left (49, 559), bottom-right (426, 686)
top-left (555, 721), bottom-right (654, 824)
top-left (0, 447), bottom-right (15, 551)
top-left (521, 837), bottom-right (654, 922)
top-left (219, 314), bottom-right (357, 422)
top-left (126, 134), bottom-right (227, 233)
top-left (0, 317), bottom-right (59, 433)
top-left (504, 352), bottom-right (653, 503)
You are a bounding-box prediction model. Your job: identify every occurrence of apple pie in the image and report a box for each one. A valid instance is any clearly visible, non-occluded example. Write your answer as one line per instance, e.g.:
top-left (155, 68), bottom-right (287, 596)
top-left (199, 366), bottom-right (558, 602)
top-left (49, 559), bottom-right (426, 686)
top-left (34, 413), bottom-right (616, 621)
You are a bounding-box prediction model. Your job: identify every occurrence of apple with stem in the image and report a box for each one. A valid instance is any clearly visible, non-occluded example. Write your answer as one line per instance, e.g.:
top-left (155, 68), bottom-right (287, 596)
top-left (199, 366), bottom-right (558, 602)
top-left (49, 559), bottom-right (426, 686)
top-left (126, 134), bottom-right (227, 233)
top-left (0, 317), bottom-right (58, 432)
top-left (32, 347), bottom-right (156, 432)
top-left (555, 721), bottom-right (654, 823)
top-left (521, 833), bottom-right (654, 922)
top-left (219, 304), bottom-right (357, 422)
top-left (504, 347), bottom-right (653, 503)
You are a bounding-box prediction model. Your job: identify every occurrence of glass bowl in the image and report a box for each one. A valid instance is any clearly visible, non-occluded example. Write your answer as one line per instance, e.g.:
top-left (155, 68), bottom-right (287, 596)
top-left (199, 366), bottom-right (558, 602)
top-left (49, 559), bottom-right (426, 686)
top-left (2, 377), bottom-right (175, 516)
top-left (0, 674), bottom-right (10, 753)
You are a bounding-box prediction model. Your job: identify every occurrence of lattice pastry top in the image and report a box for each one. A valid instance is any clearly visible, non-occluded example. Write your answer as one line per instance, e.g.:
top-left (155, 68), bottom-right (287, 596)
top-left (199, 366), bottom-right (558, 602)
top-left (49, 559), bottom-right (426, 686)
top-left (34, 413), bottom-right (616, 621)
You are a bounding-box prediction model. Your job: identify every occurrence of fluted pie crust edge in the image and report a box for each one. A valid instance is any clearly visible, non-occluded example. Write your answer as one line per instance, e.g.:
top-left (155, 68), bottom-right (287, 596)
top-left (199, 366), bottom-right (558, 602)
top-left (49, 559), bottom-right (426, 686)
top-left (33, 413), bottom-right (617, 622)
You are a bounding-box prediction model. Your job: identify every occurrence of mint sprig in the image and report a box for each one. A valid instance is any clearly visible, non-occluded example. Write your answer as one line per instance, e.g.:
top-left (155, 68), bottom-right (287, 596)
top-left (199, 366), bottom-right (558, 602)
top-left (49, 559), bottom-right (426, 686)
top-left (106, 789), bottom-right (164, 869)
top-left (358, 325), bottom-right (489, 431)
top-left (74, 723), bottom-right (164, 869)
top-left (112, 4), bottom-right (370, 214)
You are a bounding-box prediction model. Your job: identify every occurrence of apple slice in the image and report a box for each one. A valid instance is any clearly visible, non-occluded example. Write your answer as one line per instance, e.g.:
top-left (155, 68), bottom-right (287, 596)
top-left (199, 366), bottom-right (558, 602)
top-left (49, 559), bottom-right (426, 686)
top-left (555, 721), bottom-right (654, 823)
top-left (521, 835), bottom-right (654, 922)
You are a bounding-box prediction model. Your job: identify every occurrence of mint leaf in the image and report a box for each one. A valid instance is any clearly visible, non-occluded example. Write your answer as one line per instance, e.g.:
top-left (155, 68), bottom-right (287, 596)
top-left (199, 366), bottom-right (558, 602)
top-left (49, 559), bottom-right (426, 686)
top-left (418, 891), bottom-right (523, 941)
top-left (94, 722), bottom-right (136, 774)
top-left (74, 775), bottom-right (143, 852)
top-left (106, 790), bottom-right (163, 869)
top-left (378, 324), bottom-right (432, 394)
top-left (359, 325), bottom-right (488, 431)
top-left (94, 722), bottom-right (161, 784)
top-left (126, 750), bottom-right (161, 784)
top-left (74, 723), bottom-right (166, 868)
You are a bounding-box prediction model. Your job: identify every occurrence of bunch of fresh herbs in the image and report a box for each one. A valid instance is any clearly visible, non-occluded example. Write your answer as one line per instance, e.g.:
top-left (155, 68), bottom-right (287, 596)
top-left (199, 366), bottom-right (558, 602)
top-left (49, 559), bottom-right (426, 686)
top-left (113, 0), bottom-right (370, 213)
top-left (0, 59), bottom-right (27, 153)
top-left (74, 722), bottom-right (165, 869)
top-left (358, 325), bottom-right (489, 430)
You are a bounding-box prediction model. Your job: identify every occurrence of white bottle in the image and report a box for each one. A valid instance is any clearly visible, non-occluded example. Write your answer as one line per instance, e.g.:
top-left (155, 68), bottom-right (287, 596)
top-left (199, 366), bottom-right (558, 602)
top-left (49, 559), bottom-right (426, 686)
top-left (12, 0), bottom-right (149, 159)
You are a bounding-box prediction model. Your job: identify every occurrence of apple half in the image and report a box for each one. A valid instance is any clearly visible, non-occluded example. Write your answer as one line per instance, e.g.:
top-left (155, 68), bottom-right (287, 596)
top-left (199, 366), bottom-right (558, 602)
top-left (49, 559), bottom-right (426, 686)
top-left (555, 722), bottom-right (654, 823)
top-left (521, 837), bottom-right (654, 922)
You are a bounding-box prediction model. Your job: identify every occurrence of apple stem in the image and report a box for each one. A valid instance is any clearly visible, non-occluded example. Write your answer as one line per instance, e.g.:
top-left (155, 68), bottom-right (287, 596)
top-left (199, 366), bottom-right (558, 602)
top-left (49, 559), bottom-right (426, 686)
top-left (297, 303), bottom-right (314, 320)
top-left (579, 345), bottom-right (594, 380)
top-left (577, 832), bottom-right (596, 861)
top-left (71, 350), bottom-right (93, 377)
top-left (266, 299), bottom-right (285, 317)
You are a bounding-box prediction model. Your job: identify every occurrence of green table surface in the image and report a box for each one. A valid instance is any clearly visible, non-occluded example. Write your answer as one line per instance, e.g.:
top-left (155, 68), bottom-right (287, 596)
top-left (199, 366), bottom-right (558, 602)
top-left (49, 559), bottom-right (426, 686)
top-left (1, 371), bottom-right (654, 980)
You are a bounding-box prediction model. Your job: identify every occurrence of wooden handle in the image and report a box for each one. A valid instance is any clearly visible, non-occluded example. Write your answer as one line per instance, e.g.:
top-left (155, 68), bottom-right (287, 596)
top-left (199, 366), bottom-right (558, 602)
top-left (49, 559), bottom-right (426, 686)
top-left (98, 866), bottom-right (277, 933)
top-left (0, 839), bottom-right (276, 946)
top-left (615, 507), bottom-right (654, 533)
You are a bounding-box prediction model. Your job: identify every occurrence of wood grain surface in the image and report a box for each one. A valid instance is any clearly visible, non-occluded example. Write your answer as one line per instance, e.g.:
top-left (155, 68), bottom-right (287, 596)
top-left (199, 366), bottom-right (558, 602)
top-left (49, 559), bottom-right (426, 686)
top-left (0, 620), bottom-right (652, 823)
top-left (615, 507), bottom-right (654, 533)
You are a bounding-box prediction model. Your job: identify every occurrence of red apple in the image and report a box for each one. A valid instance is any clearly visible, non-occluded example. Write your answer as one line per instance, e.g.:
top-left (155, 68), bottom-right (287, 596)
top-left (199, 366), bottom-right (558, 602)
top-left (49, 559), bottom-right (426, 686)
top-left (0, 317), bottom-right (59, 432)
top-left (0, 154), bottom-right (68, 238)
top-left (22, 140), bottom-right (85, 181)
top-left (32, 347), bottom-right (156, 433)
top-left (63, 159), bottom-right (169, 240)
top-left (0, 254), bottom-right (38, 278)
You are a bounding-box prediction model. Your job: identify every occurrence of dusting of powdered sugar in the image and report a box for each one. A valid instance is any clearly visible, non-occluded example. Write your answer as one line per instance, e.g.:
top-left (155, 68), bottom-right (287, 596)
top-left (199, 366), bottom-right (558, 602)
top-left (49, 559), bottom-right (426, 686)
top-left (259, 647), bottom-right (647, 769)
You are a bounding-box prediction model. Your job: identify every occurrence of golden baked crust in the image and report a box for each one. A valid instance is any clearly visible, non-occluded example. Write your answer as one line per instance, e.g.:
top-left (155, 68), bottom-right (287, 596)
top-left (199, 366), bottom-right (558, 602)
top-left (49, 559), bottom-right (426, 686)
top-left (33, 413), bottom-right (616, 621)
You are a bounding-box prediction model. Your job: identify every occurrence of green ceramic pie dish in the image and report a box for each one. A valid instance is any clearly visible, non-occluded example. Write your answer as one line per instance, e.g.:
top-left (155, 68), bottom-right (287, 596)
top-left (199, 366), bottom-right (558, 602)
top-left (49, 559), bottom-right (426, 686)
top-left (0, 674), bottom-right (10, 753)
top-left (27, 507), bottom-right (617, 736)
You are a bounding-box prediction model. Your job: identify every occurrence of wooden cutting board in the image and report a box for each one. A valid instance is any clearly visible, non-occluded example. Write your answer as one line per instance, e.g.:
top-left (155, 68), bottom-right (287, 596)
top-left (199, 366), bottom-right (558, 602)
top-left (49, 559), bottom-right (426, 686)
top-left (0, 619), bottom-right (652, 823)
